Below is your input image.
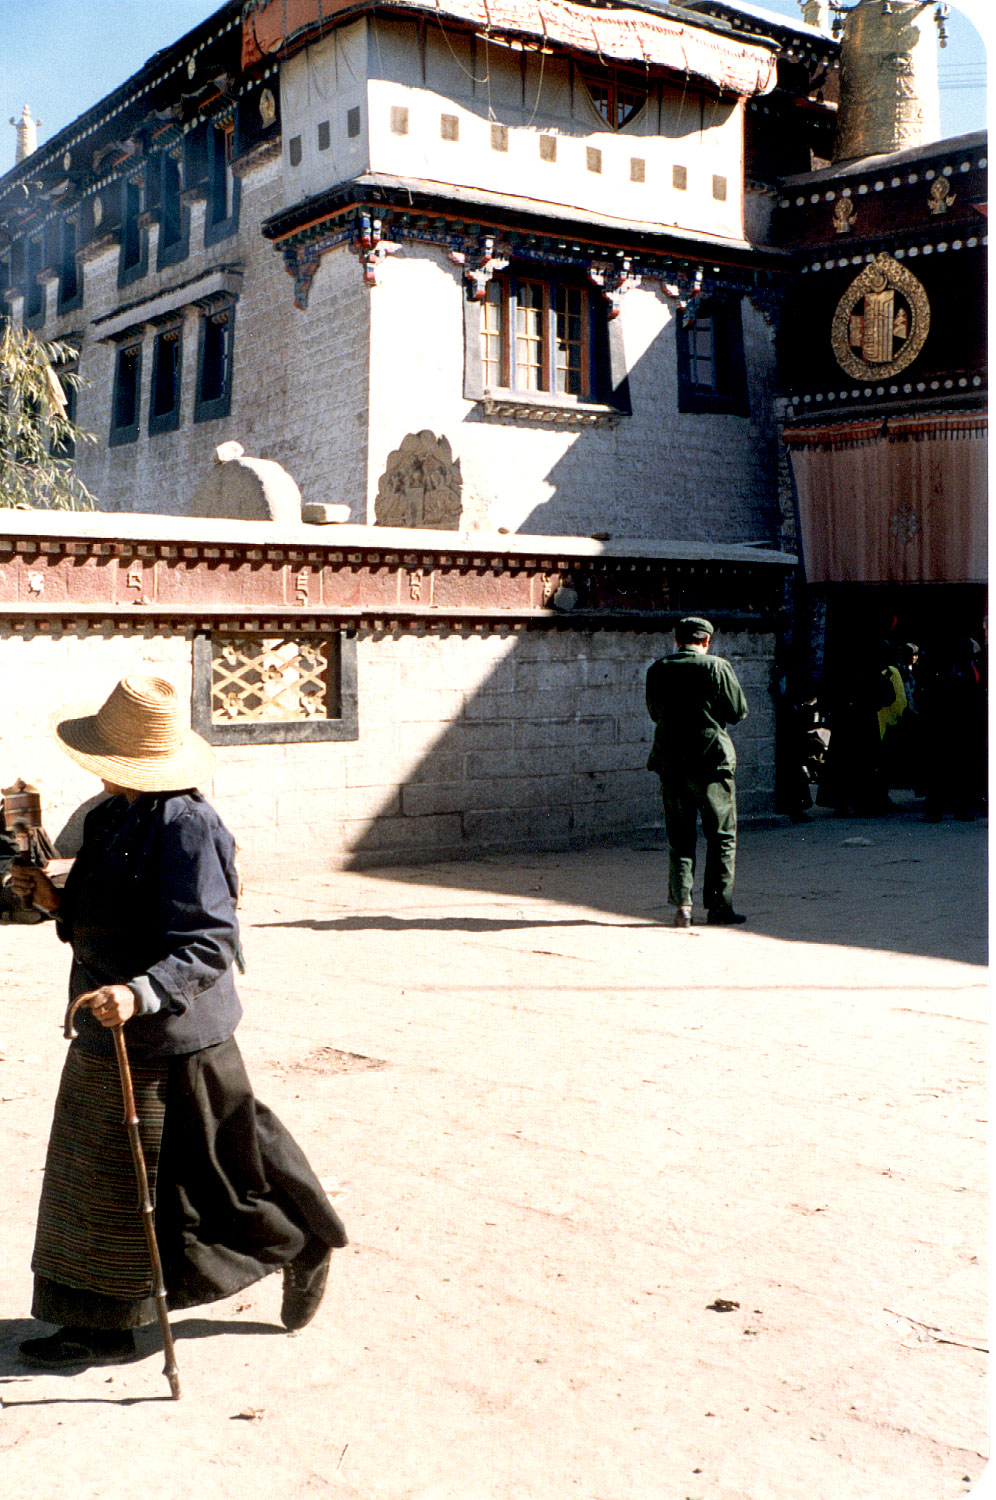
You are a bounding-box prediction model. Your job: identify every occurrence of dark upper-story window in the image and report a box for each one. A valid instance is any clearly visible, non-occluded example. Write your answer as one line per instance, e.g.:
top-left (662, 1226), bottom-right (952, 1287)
top-left (577, 64), bottom-right (650, 129)
top-left (57, 217), bottom-right (82, 313)
top-left (149, 325), bottom-right (182, 435)
top-left (205, 122), bottom-right (240, 247)
top-left (119, 178), bottom-right (148, 286)
top-left (51, 348), bottom-right (79, 458)
top-left (194, 301), bottom-right (234, 422)
top-left (157, 153), bottom-right (189, 270)
top-left (109, 341), bottom-right (142, 446)
top-left (676, 297), bottom-right (750, 416)
top-left (24, 235), bottom-right (44, 324)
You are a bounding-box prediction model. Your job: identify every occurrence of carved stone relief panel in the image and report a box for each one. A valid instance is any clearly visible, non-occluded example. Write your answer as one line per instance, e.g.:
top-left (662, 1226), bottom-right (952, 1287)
top-left (374, 431), bottom-right (463, 530)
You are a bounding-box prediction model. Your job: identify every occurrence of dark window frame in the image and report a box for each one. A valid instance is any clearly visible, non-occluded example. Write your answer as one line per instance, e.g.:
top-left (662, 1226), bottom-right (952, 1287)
top-left (109, 339), bottom-right (143, 446)
top-left (204, 122), bottom-right (241, 247)
top-left (193, 298), bottom-right (235, 423)
top-left (50, 344), bottom-right (80, 459)
top-left (148, 322), bottom-right (183, 436)
top-left (676, 296), bottom-right (750, 417)
top-left (57, 217), bottom-right (83, 314)
top-left (118, 177), bottom-right (148, 287)
top-left (156, 152), bottom-right (190, 270)
top-left (23, 234), bottom-right (45, 326)
top-left (192, 630), bottom-right (359, 746)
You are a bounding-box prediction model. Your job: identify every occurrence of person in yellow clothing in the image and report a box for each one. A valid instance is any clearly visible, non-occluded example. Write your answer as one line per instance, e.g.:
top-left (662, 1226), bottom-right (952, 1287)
top-left (877, 661), bottom-right (907, 739)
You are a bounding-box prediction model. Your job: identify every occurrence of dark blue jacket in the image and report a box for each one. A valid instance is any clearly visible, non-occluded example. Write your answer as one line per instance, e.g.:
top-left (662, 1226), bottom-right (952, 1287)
top-left (57, 791), bottom-right (242, 1060)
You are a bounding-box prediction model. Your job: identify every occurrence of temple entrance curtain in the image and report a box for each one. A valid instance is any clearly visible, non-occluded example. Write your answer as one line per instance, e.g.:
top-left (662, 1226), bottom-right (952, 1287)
top-left (784, 413), bottom-right (987, 585)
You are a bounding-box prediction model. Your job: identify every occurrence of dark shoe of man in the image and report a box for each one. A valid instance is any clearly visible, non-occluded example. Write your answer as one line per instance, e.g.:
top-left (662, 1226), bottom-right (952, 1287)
top-left (19, 1326), bottom-right (139, 1368)
top-left (673, 906), bottom-right (692, 928)
top-left (281, 1238), bottom-right (334, 1331)
top-left (706, 907), bottom-right (747, 926)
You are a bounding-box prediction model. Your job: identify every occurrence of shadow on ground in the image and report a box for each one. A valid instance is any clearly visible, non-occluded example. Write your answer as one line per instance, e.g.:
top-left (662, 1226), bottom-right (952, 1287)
top-left (301, 801), bottom-right (987, 967)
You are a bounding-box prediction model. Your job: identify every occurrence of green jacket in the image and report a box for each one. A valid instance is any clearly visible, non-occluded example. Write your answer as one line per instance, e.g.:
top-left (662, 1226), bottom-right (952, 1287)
top-left (646, 647), bottom-right (749, 777)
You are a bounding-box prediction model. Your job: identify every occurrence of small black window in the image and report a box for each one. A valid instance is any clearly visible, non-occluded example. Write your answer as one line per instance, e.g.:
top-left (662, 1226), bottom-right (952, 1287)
top-left (205, 123), bottom-right (240, 246)
top-left (157, 154), bottom-right (188, 269)
top-left (676, 298), bottom-right (749, 416)
top-left (51, 350), bottom-right (79, 459)
top-left (194, 302), bottom-right (234, 422)
top-left (24, 235), bottom-right (44, 324)
top-left (110, 342), bottom-right (142, 445)
top-left (347, 106), bottom-right (361, 138)
top-left (119, 179), bottom-right (147, 285)
top-left (149, 326), bottom-right (182, 435)
top-left (317, 120), bottom-right (330, 151)
top-left (289, 135), bottom-right (303, 167)
top-left (57, 218), bottom-right (82, 313)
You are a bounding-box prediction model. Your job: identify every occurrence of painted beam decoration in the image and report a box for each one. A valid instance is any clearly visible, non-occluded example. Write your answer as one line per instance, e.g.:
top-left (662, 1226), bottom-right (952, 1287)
top-left (0, 525), bottom-right (789, 632)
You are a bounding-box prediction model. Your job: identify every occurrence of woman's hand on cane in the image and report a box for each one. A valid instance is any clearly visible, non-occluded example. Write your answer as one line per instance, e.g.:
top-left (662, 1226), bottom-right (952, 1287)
top-left (7, 864), bottom-right (61, 912)
top-left (77, 984), bottom-right (137, 1028)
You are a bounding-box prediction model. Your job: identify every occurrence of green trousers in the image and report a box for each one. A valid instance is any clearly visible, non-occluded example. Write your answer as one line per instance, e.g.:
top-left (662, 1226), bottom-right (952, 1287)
top-left (657, 771), bottom-right (737, 912)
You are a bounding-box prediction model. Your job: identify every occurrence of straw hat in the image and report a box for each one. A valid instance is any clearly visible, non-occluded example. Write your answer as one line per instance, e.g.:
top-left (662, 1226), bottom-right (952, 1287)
top-left (53, 676), bottom-right (216, 792)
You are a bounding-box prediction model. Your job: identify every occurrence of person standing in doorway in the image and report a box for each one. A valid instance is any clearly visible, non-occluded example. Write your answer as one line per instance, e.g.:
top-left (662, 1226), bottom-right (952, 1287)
top-left (646, 617), bottom-right (749, 927)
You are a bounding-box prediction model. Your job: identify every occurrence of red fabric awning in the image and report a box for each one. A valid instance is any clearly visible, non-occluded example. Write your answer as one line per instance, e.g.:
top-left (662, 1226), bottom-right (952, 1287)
top-left (784, 413), bottom-right (988, 585)
top-left (242, 0), bottom-right (779, 96)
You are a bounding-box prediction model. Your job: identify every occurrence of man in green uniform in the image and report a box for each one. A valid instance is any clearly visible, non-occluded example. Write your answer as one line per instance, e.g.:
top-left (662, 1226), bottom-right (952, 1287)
top-left (646, 616), bottom-right (749, 927)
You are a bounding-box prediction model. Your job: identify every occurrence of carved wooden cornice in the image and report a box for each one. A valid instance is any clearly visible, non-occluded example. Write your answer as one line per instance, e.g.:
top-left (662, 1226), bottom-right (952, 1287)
top-left (0, 527), bottom-right (792, 634)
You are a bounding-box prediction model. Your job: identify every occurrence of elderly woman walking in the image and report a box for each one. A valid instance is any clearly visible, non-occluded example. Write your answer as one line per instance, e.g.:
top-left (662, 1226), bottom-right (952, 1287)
top-left (11, 675), bottom-right (346, 1370)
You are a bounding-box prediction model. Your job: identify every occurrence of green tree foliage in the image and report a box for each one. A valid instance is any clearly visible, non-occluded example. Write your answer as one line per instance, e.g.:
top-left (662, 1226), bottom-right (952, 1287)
top-left (0, 322), bottom-right (96, 509)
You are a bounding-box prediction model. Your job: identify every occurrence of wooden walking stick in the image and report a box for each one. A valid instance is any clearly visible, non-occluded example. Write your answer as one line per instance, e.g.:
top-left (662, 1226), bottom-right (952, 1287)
top-left (65, 996), bottom-right (181, 1400)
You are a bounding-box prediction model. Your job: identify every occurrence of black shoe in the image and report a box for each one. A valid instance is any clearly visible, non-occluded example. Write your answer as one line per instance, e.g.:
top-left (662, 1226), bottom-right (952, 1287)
top-left (281, 1239), bottom-right (334, 1331)
top-left (706, 908), bottom-right (747, 926)
top-left (19, 1326), bottom-right (139, 1369)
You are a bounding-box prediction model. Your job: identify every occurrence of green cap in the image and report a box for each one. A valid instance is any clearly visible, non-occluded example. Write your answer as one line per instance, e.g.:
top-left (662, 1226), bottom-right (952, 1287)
top-left (677, 615), bottom-right (714, 639)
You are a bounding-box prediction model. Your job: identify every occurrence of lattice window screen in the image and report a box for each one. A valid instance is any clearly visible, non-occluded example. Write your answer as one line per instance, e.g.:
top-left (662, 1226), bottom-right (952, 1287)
top-left (210, 635), bottom-right (338, 724)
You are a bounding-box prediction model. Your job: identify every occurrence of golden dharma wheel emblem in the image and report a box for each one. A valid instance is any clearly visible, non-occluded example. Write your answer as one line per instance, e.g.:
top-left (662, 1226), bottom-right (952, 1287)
top-left (830, 252), bottom-right (930, 380)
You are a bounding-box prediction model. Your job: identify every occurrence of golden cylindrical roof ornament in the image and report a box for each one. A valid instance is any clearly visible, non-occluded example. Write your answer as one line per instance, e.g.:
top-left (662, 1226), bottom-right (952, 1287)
top-left (833, 1), bottom-right (941, 163)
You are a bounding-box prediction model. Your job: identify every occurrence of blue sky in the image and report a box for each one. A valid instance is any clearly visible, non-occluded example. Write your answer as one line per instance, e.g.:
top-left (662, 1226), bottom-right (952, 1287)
top-left (0, 0), bottom-right (988, 167)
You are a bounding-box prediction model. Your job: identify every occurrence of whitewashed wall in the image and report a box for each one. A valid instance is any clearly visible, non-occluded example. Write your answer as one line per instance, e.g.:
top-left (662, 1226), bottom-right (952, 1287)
top-left (0, 624), bottom-right (775, 873)
top-left (365, 241), bottom-right (780, 541)
top-left (278, 19), bottom-right (747, 243)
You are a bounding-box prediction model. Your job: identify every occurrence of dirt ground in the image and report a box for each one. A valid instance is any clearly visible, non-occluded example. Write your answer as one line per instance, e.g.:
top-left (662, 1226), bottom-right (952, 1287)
top-left (0, 801), bottom-right (988, 1500)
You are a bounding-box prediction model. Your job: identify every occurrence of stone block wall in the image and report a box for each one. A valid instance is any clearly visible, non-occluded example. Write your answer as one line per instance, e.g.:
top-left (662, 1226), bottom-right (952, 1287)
top-left (0, 622), bottom-right (775, 873)
top-left (39, 156), bottom-right (371, 519)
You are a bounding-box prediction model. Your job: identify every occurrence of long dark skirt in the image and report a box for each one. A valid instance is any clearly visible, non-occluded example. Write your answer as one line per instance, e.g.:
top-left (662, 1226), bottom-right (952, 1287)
top-left (32, 1037), bottom-right (347, 1330)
